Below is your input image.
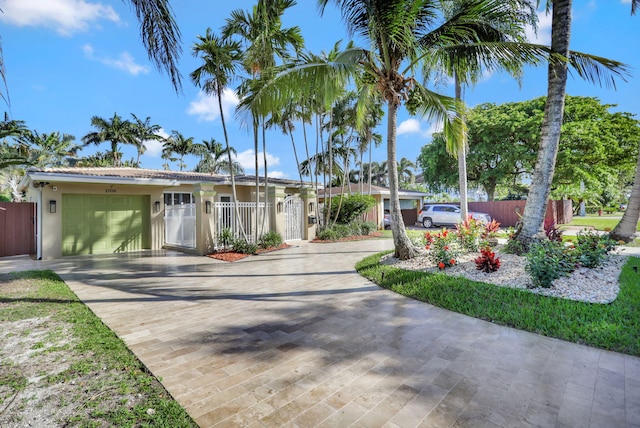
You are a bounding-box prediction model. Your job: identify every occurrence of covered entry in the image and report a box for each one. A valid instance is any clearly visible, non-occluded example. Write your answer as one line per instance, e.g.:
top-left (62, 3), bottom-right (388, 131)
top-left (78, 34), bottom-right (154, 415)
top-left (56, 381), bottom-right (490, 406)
top-left (62, 194), bottom-right (150, 256)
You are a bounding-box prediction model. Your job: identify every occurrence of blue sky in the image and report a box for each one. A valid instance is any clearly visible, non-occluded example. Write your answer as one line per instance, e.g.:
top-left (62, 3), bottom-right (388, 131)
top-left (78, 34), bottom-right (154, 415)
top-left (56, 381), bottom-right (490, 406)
top-left (1, 0), bottom-right (639, 179)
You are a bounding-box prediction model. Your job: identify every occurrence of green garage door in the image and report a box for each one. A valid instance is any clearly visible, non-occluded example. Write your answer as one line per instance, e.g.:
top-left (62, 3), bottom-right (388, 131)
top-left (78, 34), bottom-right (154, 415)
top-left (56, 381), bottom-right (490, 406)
top-left (62, 194), bottom-right (150, 256)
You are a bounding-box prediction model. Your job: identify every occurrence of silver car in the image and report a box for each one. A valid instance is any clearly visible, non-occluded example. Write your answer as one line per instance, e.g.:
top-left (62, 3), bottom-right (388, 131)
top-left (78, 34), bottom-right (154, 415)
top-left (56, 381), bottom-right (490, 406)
top-left (418, 204), bottom-right (491, 228)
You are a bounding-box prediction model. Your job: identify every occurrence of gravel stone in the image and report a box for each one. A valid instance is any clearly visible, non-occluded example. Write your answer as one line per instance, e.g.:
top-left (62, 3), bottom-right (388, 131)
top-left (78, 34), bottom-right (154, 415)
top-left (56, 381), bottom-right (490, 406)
top-left (381, 247), bottom-right (626, 304)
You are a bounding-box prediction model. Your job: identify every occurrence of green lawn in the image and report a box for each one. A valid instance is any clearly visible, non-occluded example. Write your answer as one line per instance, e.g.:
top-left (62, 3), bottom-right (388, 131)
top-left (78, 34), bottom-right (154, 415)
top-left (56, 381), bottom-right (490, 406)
top-left (566, 215), bottom-right (640, 232)
top-left (0, 270), bottom-right (197, 427)
top-left (356, 253), bottom-right (640, 357)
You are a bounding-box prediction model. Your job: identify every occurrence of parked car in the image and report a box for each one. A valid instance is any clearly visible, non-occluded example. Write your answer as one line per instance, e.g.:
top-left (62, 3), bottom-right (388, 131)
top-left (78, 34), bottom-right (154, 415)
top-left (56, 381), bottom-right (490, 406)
top-left (383, 210), bottom-right (391, 229)
top-left (418, 204), bottom-right (491, 228)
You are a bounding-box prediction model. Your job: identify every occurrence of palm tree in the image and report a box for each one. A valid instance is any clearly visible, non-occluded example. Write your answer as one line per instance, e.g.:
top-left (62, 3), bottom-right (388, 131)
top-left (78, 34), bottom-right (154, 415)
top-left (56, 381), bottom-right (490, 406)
top-left (130, 114), bottom-right (162, 168)
top-left (163, 131), bottom-right (194, 171)
top-left (190, 28), bottom-right (246, 238)
top-left (516, 0), bottom-right (631, 248)
top-left (224, 0), bottom-right (303, 239)
top-left (0, 117), bottom-right (30, 168)
top-left (193, 138), bottom-right (243, 174)
top-left (19, 131), bottom-right (79, 167)
top-left (611, 143), bottom-right (640, 243)
top-left (82, 113), bottom-right (135, 167)
top-left (397, 157), bottom-right (416, 187)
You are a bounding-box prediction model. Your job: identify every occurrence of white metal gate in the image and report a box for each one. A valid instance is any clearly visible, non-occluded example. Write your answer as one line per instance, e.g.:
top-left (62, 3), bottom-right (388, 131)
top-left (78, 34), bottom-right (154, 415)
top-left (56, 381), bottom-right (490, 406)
top-left (164, 203), bottom-right (196, 248)
top-left (284, 195), bottom-right (303, 241)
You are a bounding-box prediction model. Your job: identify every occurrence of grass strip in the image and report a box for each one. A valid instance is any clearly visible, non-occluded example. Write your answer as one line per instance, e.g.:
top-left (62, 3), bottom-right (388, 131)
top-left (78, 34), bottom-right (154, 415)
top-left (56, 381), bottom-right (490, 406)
top-left (0, 270), bottom-right (197, 427)
top-left (356, 253), bottom-right (640, 357)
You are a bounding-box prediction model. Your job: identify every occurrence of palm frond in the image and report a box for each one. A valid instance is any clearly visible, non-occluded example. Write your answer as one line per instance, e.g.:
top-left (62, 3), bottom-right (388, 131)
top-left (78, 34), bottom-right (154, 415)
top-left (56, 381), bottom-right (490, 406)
top-left (567, 50), bottom-right (630, 90)
top-left (128, 0), bottom-right (182, 92)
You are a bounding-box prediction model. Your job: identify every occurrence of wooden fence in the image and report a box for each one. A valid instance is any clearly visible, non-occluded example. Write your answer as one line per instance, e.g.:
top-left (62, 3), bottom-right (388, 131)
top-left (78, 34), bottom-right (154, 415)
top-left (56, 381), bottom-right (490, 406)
top-left (468, 200), bottom-right (572, 228)
top-left (0, 202), bottom-right (35, 257)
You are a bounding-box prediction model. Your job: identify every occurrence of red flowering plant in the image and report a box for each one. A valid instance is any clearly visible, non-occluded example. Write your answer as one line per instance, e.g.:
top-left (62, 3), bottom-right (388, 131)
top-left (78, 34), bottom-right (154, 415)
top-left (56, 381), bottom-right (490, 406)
top-left (474, 246), bottom-right (501, 273)
top-left (424, 228), bottom-right (460, 269)
top-left (456, 215), bottom-right (484, 252)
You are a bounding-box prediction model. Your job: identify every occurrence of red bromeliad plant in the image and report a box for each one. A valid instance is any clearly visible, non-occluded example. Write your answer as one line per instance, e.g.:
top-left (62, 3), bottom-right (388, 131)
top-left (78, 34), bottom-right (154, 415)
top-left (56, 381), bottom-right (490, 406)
top-left (425, 228), bottom-right (460, 269)
top-left (474, 246), bottom-right (501, 273)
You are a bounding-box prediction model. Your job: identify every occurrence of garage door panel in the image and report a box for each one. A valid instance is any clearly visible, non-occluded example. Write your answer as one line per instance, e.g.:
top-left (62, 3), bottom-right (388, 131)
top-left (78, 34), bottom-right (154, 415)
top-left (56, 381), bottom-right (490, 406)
top-left (62, 194), bottom-right (150, 256)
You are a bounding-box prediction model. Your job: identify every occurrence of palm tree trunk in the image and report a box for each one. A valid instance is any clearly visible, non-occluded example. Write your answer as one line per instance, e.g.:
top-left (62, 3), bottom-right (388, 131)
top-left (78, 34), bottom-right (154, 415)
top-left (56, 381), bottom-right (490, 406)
top-left (288, 129), bottom-right (303, 185)
top-left (368, 141), bottom-right (372, 195)
top-left (253, 115), bottom-right (260, 243)
top-left (261, 118), bottom-right (268, 237)
top-left (610, 144), bottom-right (640, 242)
top-left (326, 110), bottom-right (334, 226)
top-left (518, 0), bottom-right (571, 246)
top-left (455, 74), bottom-right (469, 220)
top-left (387, 101), bottom-right (417, 260)
top-left (218, 89), bottom-right (246, 240)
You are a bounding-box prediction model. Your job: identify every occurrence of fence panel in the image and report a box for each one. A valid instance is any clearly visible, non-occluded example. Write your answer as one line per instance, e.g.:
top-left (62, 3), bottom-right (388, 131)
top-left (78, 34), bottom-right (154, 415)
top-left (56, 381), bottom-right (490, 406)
top-left (468, 200), bottom-right (573, 227)
top-left (212, 202), bottom-right (271, 246)
top-left (0, 202), bottom-right (35, 257)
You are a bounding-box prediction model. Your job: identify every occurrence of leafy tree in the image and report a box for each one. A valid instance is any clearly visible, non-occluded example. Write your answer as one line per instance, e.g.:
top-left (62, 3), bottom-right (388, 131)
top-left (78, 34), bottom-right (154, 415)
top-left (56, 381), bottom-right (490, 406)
top-left (418, 97), bottom-right (640, 202)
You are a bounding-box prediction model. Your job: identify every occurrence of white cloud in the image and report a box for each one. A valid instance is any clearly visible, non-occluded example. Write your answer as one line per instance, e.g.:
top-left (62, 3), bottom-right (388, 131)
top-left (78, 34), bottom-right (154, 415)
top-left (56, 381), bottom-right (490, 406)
top-left (143, 129), bottom-right (169, 158)
top-left (397, 118), bottom-right (421, 135)
top-left (235, 149), bottom-right (281, 172)
top-left (525, 9), bottom-right (552, 45)
top-left (268, 171), bottom-right (288, 179)
top-left (83, 44), bottom-right (149, 75)
top-left (187, 89), bottom-right (239, 122)
top-left (0, 0), bottom-right (119, 35)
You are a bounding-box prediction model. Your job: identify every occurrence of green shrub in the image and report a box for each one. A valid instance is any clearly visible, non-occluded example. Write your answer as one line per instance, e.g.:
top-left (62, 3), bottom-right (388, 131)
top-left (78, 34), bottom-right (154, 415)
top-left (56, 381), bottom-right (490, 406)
top-left (358, 221), bottom-right (377, 235)
top-left (258, 231), bottom-right (283, 249)
top-left (232, 238), bottom-right (258, 254)
top-left (573, 230), bottom-right (617, 268)
top-left (316, 228), bottom-right (339, 241)
top-left (218, 228), bottom-right (234, 248)
top-left (333, 224), bottom-right (353, 238)
top-left (525, 240), bottom-right (574, 288)
top-left (327, 193), bottom-right (376, 224)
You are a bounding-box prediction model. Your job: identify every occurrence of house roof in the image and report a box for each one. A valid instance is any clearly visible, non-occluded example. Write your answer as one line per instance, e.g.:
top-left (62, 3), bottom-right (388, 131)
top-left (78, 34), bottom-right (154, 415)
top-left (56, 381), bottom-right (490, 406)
top-left (19, 167), bottom-right (315, 190)
top-left (321, 183), bottom-right (429, 198)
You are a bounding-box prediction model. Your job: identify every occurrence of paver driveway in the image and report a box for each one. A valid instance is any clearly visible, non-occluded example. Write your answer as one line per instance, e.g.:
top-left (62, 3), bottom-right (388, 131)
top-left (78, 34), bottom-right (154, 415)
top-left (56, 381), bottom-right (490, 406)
top-left (16, 241), bottom-right (640, 427)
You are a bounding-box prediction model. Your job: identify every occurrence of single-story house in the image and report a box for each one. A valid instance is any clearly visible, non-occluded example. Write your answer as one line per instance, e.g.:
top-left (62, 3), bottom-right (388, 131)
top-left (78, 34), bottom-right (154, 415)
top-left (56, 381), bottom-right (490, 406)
top-left (319, 183), bottom-right (429, 228)
top-left (19, 167), bottom-right (318, 260)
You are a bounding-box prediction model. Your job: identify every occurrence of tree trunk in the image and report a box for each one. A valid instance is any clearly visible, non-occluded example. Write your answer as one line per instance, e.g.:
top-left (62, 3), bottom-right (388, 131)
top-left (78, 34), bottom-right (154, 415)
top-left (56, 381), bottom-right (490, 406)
top-left (518, 0), bottom-right (571, 247)
top-left (610, 143), bottom-right (640, 242)
top-left (218, 89), bottom-right (246, 241)
top-left (455, 74), bottom-right (469, 220)
top-left (253, 116), bottom-right (260, 242)
top-left (387, 101), bottom-right (417, 260)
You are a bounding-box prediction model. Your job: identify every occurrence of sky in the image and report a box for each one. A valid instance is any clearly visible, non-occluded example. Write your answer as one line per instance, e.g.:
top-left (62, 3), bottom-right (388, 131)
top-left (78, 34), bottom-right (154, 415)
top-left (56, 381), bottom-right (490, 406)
top-left (1, 0), bottom-right (639, 180)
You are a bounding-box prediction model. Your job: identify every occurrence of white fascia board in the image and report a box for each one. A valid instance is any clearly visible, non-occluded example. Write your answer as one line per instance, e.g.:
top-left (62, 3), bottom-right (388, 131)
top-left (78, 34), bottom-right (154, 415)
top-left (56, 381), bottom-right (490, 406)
top-left (24, 172), bottom-right (182, 187)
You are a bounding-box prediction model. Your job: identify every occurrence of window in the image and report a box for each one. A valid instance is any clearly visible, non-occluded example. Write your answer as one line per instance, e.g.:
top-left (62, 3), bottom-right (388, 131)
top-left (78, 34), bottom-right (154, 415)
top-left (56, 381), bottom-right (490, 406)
top-left (163, 192), bottom-right (194, 206)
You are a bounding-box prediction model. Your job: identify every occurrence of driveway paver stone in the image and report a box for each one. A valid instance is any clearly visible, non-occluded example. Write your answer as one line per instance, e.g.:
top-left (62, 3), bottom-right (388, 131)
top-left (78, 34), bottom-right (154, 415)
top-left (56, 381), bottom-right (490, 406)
top-left (2, 240), bottom-right (639, 427)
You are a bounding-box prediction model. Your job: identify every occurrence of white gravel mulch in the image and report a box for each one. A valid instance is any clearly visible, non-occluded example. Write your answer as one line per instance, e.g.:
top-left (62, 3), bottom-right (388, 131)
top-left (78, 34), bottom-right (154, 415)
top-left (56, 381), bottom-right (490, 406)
top-left (381, 247), bottom-right (628, 304)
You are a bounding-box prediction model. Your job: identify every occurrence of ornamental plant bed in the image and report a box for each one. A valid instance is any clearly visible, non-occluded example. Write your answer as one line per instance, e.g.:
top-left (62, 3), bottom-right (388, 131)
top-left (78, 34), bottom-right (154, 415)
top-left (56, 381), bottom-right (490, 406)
top-left (207, 243), bottom-right (292, 262)
top-left (312, 232), bottom-right (383, 243)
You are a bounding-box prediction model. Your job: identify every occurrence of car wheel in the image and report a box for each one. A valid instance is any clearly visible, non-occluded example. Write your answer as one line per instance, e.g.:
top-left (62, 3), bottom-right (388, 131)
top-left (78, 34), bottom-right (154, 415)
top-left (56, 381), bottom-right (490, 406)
top-left (422, 217), bottom-right (433, 228)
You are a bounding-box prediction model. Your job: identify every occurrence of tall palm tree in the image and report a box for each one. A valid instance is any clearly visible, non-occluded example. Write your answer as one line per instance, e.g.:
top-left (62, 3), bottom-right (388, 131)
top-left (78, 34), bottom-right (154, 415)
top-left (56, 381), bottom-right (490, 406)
top-left (190, 28), bottom-right (246, 237)
top-left (82, 113), bottom-right (135, 167)
top-left (163, 130), bottom-right (194, 171)
top-left (517, 0), bottom-right (631, 248)
top-left (193, 138), bottom-right (243, 174)
top-left (224, 0), bottom-right (303, 239)
top-left (130, 114), bottom-right (162, 168)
